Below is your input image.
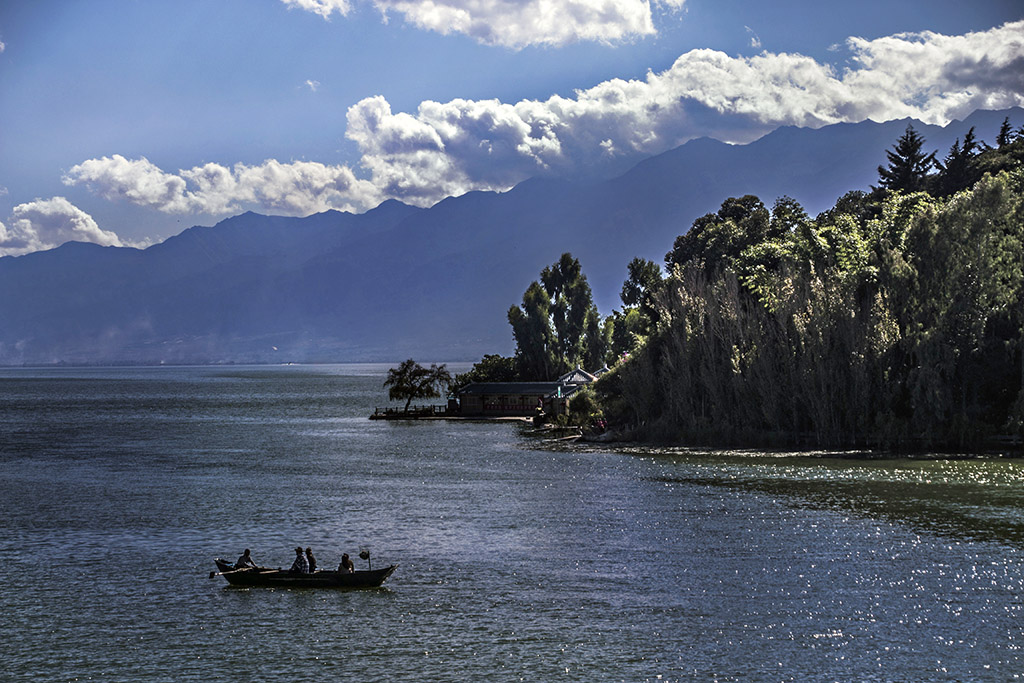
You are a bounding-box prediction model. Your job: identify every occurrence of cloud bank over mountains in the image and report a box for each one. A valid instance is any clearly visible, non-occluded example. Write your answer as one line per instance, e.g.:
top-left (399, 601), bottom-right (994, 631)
top-left (280, 0), bottom-right (683, 48)
top-left (63, 156), bottom-right (380, 217)
top-left (63, 23), bottom-right (1024, 208)
top-left (342, 21), bottom-right (1024, 204)
top-left (6, 20), bottom-right (1022, 258)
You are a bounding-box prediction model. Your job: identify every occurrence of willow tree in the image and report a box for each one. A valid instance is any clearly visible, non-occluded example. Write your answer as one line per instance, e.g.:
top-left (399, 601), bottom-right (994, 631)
top-left (384, 359), bottom-right (452, 411)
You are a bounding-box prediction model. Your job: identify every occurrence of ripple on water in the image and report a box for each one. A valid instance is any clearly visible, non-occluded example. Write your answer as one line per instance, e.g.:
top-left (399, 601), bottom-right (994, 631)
top-left (2, 366), bottom-right (1024, 680)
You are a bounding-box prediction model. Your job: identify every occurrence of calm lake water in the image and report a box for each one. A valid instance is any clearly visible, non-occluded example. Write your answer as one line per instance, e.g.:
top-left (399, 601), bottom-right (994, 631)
top-left (2, 364), bottom-right (1024, 681)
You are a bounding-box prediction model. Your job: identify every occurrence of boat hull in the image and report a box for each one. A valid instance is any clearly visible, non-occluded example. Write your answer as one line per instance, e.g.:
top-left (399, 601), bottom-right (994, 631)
top-left (214, 559), bottom-right (397, 588)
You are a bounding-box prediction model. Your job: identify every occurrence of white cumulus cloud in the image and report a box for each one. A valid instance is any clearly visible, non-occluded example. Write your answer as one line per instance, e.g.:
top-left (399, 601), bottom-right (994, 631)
top-left (0, 197), bottom-right (125, 257)
top-left (843, 23), bottom-right (1024, 123)
top-left (65, 21), bottom-right (1024, 217)
top-left (63, 155), bottom-right (382, 216)
top-left (341, 21), bottom-right (1024, 205)
top-left (283, 0), bottom-right (669, 48)
top-left (65, 155), bottom-right (194, 212)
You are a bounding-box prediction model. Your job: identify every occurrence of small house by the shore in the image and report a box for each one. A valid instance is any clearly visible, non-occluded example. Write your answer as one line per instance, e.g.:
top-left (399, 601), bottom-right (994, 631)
top-left (456, 366), bottom-right (607, 417)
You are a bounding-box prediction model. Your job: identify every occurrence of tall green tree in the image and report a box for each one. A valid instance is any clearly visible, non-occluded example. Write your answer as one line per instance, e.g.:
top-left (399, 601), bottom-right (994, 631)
top-left (607, 307), bottom-right (646, 363)
top-left (508, 281), bottom-right (559, 380)
top-left (876, 124), bottom-right (937, 193)
top-left (542, 253), bottom-right (595, 365)
top-left (621, 257), bottom-right (664, 323)
top-left (384, 359), bottom-right (452, 411)
top-left (608, 257), bottom-right (665, 362)
top-left (508, 253), bottom-right (606, 379)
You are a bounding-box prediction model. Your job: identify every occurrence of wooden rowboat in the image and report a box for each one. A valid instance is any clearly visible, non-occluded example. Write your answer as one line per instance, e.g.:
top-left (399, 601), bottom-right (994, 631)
top-left (212, 558), bottom-right (397, 588)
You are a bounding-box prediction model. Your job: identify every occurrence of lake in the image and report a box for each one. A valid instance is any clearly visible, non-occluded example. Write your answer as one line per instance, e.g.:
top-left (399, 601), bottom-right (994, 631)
top-left (1, 364), bottom-right (1023, 681)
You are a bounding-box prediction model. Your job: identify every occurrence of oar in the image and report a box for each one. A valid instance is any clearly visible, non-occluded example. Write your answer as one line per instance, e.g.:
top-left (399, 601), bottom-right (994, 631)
top-left (209, 566), bottom-right (258, 579)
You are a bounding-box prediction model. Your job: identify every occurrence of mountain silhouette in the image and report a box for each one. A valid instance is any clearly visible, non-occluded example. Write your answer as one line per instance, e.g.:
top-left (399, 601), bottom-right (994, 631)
top-left (1, 108), bottom-right (1020, 365)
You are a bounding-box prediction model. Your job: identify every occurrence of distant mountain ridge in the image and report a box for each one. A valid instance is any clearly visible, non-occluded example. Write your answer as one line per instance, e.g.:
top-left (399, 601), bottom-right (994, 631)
top-left (1, 108), bottom-right (1021, 365)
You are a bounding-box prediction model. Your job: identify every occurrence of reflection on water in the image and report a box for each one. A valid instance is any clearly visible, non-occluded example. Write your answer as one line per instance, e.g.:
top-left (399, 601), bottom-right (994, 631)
top-left (671, 452), bottom-right (1024, 546)
top-left (554, 439), bottom-right (1024, 545)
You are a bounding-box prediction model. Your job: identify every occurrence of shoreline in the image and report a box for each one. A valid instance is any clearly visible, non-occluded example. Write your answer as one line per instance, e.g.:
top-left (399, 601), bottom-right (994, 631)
top-left (571, 430), bottom-right (1024, 459)
top-left (369, 413), bottom-right (533, 423)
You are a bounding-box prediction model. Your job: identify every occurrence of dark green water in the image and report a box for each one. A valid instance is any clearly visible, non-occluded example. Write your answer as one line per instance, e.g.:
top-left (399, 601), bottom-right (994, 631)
top-left (1, 365), bottom-right (1023, 680)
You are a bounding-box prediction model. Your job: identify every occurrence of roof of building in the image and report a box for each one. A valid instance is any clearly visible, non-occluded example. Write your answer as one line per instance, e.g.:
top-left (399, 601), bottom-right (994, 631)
top-left (457, 382), bottom-right (562, 396)
top-left (457, 367), bottom-right (605, 397)
top-left (557, 367), bottom-right (598, 385)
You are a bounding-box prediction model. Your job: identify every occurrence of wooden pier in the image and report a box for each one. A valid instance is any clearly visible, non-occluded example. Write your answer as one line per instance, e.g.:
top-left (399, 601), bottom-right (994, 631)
top-left (369, 404), bottom-right (451, 420)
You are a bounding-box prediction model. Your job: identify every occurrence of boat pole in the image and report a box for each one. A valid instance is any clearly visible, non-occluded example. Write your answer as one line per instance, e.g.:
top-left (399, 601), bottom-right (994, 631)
top-left (209, 567), bottom-right (254, 579)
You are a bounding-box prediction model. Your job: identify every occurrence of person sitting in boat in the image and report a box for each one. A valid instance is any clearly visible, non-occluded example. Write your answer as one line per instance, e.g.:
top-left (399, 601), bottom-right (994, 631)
top-left (235, 548), bottom-right (257, 569)
top-left (289, 546), bottom-right (309, 573)
top-left (305, 547), bottom-right (317, 573)
top-left (338, 553), bottom-right (355, 574)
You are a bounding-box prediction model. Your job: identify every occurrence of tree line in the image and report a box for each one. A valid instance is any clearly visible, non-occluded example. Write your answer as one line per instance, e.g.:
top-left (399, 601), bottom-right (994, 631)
top-left (405, 116), bottom-right (1024, 450)
top-left (598, 118), bottom-right (1024, 449)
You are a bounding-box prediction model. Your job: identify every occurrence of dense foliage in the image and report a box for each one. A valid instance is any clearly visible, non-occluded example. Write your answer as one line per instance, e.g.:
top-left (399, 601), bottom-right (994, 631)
top-left (597, 123), bottom-right (1024, 449)
top-left (451, 353), bottom-right (519, 392)
top-left (507, 253), bottom-right (608, 380)
top-left (607, 257), bottom-right (664, 363)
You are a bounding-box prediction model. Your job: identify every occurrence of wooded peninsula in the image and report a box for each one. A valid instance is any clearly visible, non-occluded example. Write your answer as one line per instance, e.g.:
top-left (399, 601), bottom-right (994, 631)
top-left (445, 119), bottom-right (1024, 451)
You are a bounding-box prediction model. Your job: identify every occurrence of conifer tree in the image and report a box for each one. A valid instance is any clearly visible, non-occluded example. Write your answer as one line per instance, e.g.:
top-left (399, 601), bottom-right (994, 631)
top-left (876, 124), bottom-right (937, 193)
top-left (997, 116), bottom-right (1014, 148)
top-left (935, 126), bottom-right (981, 196)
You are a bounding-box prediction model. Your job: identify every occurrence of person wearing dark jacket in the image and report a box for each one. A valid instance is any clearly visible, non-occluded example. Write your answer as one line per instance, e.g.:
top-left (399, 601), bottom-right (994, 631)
top-left (235, 549), bottom-right (257, 569)
top-left (290, 547), bottom-right (309, 573)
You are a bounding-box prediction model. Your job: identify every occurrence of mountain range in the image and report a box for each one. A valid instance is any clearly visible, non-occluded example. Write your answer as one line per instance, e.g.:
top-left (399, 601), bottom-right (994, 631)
top-left (1, 107), bottom-right (1021, 365)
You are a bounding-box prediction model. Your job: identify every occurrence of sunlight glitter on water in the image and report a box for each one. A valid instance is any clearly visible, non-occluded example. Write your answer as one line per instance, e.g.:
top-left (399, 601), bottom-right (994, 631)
top-left (2, 366), bottom-right (1024, 680)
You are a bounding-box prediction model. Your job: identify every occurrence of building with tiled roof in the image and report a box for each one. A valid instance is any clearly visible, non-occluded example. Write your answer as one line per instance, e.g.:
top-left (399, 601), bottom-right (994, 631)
top-left (456, 366), bottom-right (602, 417)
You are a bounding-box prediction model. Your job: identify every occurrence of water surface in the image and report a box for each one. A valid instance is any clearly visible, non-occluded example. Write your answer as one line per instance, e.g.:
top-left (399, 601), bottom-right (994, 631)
top-left (1, 365), bottom-right (1022, 680)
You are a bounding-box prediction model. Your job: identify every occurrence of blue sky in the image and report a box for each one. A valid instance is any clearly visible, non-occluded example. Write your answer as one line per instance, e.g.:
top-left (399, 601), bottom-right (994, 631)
top-left (0, 0), bottom-right (1022, 255)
